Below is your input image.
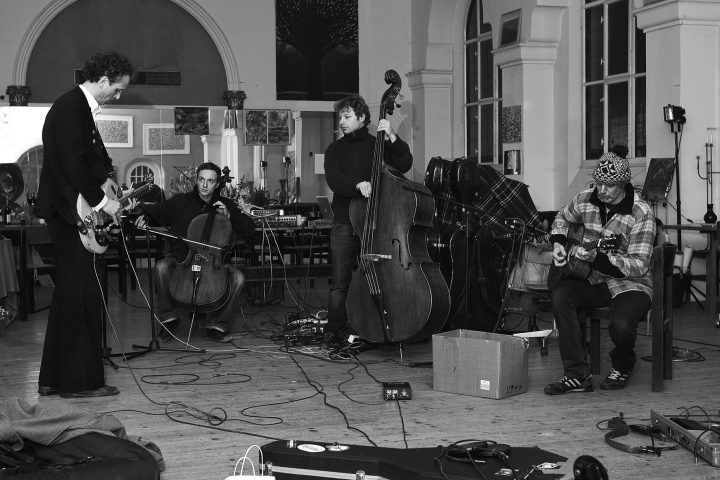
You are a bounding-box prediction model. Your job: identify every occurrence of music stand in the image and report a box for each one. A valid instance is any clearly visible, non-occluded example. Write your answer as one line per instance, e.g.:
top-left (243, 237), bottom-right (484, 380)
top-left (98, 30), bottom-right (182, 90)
top-left (642, 158), bottom-right (676, 206)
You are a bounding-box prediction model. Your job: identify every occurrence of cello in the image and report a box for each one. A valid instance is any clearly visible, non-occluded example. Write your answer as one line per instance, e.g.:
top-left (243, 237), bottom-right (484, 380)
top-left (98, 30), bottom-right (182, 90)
top-left (346, 69), bottom-right (451, 343)
top-left (169, 173), bottom-right (234, 313)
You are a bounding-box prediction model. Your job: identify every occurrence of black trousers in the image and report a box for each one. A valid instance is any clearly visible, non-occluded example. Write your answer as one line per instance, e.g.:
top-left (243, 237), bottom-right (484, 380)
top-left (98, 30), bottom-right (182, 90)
top-left (39, 216), bottom-right (105, 392)
top-left (551, 277), bottom-right (651, 378)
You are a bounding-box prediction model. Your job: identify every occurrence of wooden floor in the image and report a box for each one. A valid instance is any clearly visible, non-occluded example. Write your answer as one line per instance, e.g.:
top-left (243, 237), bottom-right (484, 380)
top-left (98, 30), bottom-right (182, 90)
top-left (1, 272), bottom-right (720, 480)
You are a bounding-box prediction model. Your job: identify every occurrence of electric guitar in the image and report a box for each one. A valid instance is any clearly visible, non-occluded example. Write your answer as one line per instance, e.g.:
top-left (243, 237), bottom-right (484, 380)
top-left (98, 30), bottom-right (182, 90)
top-left (546, 234), bottom-right (621, 289)
top-left (76, 176), bottom-right (157, 254)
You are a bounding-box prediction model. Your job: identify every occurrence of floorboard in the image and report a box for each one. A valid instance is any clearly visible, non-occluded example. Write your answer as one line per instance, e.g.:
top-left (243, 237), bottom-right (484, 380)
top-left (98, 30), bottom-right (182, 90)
top-left (1, 273), bottom-right (719, 480)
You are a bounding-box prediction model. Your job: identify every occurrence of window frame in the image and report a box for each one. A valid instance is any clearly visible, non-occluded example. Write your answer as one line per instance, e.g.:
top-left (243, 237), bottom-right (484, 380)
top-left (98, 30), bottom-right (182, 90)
top-left (464, 0), bottom-right (499, 164)
top-left (582, 0), bottom-right (646, 162)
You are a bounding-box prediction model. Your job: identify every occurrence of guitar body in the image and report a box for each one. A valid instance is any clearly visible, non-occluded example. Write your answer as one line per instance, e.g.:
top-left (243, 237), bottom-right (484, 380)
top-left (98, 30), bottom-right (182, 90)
top-left (77, 177), bottom-right (156, 254)
top-left (76, 178), bottom-right (120, 254)
top-left (546, 255), bottom-right (591, 290)
top-left (546, 232), bottom-right (620, 290)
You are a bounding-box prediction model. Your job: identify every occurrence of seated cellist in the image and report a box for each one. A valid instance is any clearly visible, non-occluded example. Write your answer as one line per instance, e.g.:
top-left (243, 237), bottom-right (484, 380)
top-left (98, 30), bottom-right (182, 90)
top-left (135, 162), bottom-right (255, 342)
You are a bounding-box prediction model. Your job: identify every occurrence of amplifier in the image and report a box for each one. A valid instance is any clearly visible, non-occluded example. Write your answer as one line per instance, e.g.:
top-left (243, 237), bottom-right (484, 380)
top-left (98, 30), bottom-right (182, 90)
top-left (650, 409), bottom-right (720, 466)
top-left (251, 208), bottom-right (285, 217)
top-left (254, 215), bottom-right (304, 227)
top-left (308, 219), bottom-right (333, 228)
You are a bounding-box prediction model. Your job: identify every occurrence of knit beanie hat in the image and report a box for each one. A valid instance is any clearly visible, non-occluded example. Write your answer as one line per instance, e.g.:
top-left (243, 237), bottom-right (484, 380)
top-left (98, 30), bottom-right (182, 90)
top-left (592, 152), bottom-right (631, 185)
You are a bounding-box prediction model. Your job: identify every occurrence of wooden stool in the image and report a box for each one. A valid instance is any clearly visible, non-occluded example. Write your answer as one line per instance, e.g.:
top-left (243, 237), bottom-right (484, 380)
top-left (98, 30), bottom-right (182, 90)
top-left (580, 244), bottom-right (674, 392)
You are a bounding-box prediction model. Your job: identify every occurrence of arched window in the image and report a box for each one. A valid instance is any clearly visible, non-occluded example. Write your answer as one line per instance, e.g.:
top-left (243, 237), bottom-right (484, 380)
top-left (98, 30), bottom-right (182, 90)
top-left (464, 0), bottom-right (496, 163)
top-left (583, 0), bottom-right (646, 160)
top-left (124, 159), bottom-right (163, 190)
top-left (15, 145), bottom-right (44, 199)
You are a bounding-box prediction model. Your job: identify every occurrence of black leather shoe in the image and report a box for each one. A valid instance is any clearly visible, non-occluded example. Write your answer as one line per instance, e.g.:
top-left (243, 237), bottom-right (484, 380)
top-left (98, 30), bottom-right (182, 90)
top-left (38, 386), bottom-right (60, 396)
top-left (158, 317), bottom-right (180, 342)
top-left (60, 385), bottom-right (119, 398)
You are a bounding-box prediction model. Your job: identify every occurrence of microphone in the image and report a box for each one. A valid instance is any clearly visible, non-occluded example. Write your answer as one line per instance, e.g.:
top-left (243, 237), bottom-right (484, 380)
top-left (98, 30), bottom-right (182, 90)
top-left (503, 218), bottom-right (524, 229)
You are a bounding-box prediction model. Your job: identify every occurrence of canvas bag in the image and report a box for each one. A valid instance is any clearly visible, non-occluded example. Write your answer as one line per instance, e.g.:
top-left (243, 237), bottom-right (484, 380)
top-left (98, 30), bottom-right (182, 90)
top-left (507, 242), bottom-right (553, 292)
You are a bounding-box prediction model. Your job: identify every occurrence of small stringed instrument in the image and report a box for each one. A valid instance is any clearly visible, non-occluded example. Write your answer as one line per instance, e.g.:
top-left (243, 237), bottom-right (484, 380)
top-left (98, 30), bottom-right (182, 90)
top-left (546, 234), bottom-right (621, 289)
top-left (77, 176), bottom-right (157, 254)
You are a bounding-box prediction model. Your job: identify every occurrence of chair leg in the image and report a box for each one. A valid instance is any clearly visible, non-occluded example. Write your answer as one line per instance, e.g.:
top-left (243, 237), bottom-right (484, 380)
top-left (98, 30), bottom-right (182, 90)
top-left (590, 317), bottom-right (601, 375)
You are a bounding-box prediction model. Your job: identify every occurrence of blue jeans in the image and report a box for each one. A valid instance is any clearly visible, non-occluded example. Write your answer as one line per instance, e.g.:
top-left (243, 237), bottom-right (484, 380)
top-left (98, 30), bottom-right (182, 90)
top-left (551, 278), bottom-right (651, 378)
top-left (155, 257), bottom-right (244, 333)
top-left (327, 223), bottom-right (360, 332)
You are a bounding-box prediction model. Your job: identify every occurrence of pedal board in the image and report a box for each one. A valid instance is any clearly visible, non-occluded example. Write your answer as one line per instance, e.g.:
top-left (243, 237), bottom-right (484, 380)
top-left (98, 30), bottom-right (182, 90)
top-left (650, 410), bottom-right (720, 466)
top-left (382, 382), bottom-right (412, 400)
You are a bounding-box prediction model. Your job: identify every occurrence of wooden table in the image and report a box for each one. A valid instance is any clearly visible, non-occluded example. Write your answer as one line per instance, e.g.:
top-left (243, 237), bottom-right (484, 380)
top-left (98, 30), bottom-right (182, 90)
top-left (659, 222), bottom-right (718, 316)
top-left (0, 223), bottom-right (52, 322)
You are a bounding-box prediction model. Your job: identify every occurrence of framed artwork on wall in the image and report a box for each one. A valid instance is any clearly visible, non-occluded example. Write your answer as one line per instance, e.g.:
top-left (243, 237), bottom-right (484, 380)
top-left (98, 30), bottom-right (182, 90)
top-left (143, 123), bottom-right (190, 155)
top-left (244, 109), bottom-right (291, 145)
top-left (96, 115), bottom-right (133, 148)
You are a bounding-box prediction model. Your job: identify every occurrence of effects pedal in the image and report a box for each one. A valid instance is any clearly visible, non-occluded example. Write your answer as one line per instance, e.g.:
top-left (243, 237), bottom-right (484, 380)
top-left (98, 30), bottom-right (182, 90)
top-left (382, 382), bottom-right (412, 400)
top-left (650, 409), bottom-right (720, 466)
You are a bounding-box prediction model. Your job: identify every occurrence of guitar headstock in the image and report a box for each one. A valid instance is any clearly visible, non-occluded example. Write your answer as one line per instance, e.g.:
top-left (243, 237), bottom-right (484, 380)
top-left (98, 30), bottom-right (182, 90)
top-left (599, 234), bottom-right (621, 252)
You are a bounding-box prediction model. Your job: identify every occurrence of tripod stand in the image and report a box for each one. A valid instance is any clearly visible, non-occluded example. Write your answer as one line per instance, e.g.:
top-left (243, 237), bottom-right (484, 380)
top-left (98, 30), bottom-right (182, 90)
top-left (130, 225), bottom-right (208, 354)
top-left (102, 224), bottom-right (206, 365)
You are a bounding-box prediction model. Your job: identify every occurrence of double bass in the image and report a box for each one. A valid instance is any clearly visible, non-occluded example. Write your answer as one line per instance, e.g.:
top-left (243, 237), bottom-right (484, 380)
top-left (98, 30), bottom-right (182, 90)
top-left (169, 172), bottom-right (234, 313)
top-left (346, 70), bottom-right (451, 343)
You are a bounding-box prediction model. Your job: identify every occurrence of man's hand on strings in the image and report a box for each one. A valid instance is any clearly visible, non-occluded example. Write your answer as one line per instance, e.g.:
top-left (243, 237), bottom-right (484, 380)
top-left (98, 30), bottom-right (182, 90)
top-left (356, 181), bottom-right (371, 198)
top-left (101, 198), bottom-right (122, 225)
top-left (553, 242), bottom-right (568, 266)
top-left (213, 201), bottom-right (230, 218)
top-left (377, 119), bottom-right (397, 142)
top-left (134, 214), bottom-right (147, 229)
top-left (574, 246), bottom-right (597, 263)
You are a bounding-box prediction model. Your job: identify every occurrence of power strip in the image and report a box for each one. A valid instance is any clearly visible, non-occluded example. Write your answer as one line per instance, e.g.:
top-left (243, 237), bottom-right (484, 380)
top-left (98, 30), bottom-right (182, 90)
top-left (382, 382), bottom-right (412, 400)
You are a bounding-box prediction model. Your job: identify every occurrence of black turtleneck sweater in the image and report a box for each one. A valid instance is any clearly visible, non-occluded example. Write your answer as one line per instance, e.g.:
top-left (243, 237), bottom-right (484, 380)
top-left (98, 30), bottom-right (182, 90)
top-left (323, 126), bottom-right (413, 225)
top-left (141, 186), bottom-right (255, 260)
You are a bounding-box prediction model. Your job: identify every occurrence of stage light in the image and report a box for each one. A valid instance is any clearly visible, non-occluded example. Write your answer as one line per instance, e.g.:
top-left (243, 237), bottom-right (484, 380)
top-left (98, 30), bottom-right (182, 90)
top-left (663, 104), bottom-right (686, 124)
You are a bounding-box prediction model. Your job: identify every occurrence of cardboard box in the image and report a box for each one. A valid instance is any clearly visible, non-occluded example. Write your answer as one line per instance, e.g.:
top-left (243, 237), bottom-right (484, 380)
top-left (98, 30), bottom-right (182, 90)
top-left (432, 329), bottom-right (529, 399)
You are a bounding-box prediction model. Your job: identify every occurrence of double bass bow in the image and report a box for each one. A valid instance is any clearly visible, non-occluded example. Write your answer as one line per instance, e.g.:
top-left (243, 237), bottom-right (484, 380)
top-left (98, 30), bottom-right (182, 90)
top-left (346, 69), bottom-right (451, 343)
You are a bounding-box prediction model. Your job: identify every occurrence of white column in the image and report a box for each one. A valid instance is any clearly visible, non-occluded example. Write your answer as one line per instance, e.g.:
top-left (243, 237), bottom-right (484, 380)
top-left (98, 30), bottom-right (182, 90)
top-left (220, 129), bottom-right (240, 181)
top-left (201, 134), bottom-right (222, 164)
top-left (407, 69), bottom-right (453, 180)
top-left (494, 42), bottom-right (560, 211)
top-left (637, 1), bottom-right (720, 225)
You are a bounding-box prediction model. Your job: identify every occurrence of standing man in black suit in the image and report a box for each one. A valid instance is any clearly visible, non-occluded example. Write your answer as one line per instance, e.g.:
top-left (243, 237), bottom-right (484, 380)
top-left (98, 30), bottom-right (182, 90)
top-left (35, 51), bottom-right (134, 398)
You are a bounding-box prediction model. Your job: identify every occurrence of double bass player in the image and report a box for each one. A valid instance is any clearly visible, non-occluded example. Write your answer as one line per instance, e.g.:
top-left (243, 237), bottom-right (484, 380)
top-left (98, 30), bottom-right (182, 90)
top-left (322, 94), bottom-right (413, 349)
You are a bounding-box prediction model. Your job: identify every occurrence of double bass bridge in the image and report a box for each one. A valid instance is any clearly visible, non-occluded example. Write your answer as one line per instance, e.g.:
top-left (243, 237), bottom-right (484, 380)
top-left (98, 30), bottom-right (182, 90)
top-left (360, 253), bottom-right (392, 262)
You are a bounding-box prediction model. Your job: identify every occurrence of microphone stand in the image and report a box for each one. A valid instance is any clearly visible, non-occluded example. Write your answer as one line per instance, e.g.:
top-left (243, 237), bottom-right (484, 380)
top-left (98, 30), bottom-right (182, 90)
top-left (125, 225), bottom-right (214, 356)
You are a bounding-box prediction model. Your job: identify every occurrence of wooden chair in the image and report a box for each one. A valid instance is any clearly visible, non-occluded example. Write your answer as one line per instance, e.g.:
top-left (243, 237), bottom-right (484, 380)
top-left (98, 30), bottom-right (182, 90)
top-left (583, 243), bottom-right (674, 392)
top-left (11, 225), bottom-right (55, 320)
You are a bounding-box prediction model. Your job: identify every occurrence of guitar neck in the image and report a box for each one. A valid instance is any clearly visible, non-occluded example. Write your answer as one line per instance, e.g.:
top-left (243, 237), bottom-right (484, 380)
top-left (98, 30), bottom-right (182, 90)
top-left (119, 184), bottom-right (152, 206)
top-left (581, 239), bottom-right (602, 251)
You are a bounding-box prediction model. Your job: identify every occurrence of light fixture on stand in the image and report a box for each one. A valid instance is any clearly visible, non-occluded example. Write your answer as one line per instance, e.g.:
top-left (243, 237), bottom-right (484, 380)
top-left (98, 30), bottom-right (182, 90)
top-left (663, 104), bottom-right (686, 245)
top-left (697, 134), bottom-right (717, 224)
top-left (279, 156), bottom-right (292, 204)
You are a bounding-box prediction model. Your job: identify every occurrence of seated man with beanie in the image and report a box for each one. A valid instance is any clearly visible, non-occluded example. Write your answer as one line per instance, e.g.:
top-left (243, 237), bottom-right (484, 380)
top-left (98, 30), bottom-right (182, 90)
top-left (544, 151), bottom-right (656, 394)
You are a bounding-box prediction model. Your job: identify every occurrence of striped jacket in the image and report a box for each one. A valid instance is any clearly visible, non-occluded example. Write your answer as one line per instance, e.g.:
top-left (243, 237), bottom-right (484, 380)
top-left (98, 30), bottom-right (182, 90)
top-left (550, 184), bottom-right (656, 299)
